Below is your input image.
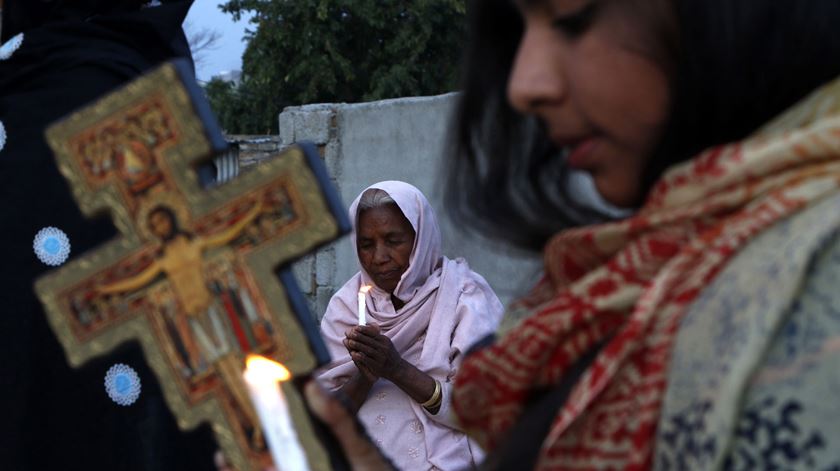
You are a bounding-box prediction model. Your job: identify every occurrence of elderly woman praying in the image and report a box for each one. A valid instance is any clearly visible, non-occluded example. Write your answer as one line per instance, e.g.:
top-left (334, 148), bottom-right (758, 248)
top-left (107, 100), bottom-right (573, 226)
top-left (317, 180), bottom-right (503, 470)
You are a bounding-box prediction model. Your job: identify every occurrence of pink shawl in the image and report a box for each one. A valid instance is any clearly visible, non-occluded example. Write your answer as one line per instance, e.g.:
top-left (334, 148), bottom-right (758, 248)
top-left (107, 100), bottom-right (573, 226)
top-left (318, 181), bottom-right (503, 469)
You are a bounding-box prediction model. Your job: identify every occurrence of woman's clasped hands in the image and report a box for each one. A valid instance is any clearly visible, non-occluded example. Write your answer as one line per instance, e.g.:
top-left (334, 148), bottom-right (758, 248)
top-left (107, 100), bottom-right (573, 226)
top-left (344, 325), bottom-right (405, 382)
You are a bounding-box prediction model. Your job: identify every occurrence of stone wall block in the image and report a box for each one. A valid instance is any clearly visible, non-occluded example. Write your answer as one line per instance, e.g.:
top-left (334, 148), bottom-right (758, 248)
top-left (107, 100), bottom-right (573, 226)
top-left (291, 254), bottom-right (316, 295)
top-left (314, 247), bottom-right (336, 287)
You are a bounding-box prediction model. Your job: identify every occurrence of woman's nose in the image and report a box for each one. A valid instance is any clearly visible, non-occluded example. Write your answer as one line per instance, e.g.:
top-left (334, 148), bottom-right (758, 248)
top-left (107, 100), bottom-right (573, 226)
top-left (373, 244), bottom-right (390, 264)
top-left (507, 26), bottom-right (566, 115)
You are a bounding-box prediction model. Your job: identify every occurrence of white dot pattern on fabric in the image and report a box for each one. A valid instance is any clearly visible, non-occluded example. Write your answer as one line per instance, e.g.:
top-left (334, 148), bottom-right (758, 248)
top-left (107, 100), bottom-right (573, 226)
top-left (408, 447), bottom-right (420, 459)
top-left (104, 363), bottom-right (142, 406)
top-left (376, 391), bottom-right (387, 400)
top-left (409, 420), bottom-right (423, 434)
top-left (0, 33), bottom-right (24, 60)
top-left (0, 120), bottom-right (5, 153)
top-left (375, 414), bottom-right (386, 425)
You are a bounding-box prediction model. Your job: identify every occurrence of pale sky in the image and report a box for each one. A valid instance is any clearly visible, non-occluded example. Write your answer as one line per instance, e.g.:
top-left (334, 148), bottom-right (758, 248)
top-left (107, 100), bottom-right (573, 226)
top-left (184, 0), bottom-right (254, 82)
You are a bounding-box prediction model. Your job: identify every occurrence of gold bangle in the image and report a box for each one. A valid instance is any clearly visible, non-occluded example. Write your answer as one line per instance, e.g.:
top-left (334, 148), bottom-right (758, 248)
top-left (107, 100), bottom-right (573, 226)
top-left (426, 392), bottom-right (442, 412)
top-left (421, 380), bottom-right (441, 409)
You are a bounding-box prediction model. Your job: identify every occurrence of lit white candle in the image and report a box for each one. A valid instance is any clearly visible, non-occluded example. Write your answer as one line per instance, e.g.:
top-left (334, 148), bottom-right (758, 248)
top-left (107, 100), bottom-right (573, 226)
top-left (358, 285), bottom-right (372, 326)
top-left (243, 355), bottom-right (310, 471)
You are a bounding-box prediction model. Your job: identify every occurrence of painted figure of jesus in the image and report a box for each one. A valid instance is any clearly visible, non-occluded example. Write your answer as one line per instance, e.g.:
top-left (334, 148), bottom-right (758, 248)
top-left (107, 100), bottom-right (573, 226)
top-left (98, 197), bottom-right (266, 446)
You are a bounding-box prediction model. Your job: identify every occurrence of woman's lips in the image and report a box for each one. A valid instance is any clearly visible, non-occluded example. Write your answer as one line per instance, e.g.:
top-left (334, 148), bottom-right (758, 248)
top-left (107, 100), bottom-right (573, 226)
top-left (376, 270), bottom-right (400, 280)
top-left (565, 138), bottom-right (598, 169)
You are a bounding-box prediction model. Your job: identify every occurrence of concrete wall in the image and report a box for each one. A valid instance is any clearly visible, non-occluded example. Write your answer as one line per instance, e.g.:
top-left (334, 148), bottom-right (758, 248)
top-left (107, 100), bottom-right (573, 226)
top-left (238, 94), bottom-right (542, 319)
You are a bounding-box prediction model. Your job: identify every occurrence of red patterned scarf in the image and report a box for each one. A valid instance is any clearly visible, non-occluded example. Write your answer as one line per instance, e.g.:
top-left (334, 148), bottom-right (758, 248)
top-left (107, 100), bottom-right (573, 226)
top-left (452, 79), bottom-right (840, 469)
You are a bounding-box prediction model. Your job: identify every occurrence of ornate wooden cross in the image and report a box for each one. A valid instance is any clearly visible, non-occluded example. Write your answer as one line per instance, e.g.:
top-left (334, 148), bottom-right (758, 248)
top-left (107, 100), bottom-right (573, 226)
top-left (35, 60), bottom-right (350, 471)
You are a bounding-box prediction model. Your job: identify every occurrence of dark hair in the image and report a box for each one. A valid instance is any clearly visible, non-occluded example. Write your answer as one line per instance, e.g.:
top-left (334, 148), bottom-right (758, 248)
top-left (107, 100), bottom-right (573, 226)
top-left (447, 0), bottom-right (840, 252)
top-left (147, 205), bottom-right (190, 242)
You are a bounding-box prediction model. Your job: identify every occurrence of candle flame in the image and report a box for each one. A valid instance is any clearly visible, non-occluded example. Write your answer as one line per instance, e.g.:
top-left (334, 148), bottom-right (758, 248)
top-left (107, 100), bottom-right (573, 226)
top-left (245, 355), bottom-right (291, 382)
top-left (360, 285), bottom-right (372, 294)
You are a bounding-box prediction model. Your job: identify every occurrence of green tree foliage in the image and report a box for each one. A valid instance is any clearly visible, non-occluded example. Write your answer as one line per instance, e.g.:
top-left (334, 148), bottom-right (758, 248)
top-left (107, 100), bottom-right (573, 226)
top-left (207, 0), bottom-right (466, 134)
top-left (203, 79), bottom-right (266, 134)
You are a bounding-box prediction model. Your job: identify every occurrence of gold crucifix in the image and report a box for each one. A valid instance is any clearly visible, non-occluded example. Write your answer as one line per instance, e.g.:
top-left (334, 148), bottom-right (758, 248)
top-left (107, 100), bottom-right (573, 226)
top-left (35, 60), bottom-right (350, 471)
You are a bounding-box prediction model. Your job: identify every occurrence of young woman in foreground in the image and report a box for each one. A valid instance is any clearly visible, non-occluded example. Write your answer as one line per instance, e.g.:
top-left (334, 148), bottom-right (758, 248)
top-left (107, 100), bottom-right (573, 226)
top-left (450, 0), bottom-right (840, 468)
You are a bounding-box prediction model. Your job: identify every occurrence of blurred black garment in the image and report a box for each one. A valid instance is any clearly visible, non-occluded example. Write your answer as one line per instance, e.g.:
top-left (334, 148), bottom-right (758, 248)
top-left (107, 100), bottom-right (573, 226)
top-left (0, 1), bottom-right (216, 469)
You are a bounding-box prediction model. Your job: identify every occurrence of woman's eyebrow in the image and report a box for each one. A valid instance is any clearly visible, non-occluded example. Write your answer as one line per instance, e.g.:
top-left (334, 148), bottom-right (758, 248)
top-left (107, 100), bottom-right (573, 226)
top-left (385, 231), bottom-right (410, 238)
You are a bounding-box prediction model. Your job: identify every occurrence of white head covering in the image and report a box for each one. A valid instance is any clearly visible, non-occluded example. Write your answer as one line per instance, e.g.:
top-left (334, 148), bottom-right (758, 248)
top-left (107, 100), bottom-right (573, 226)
top-left (350, 180), bottom-right (442, 303)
